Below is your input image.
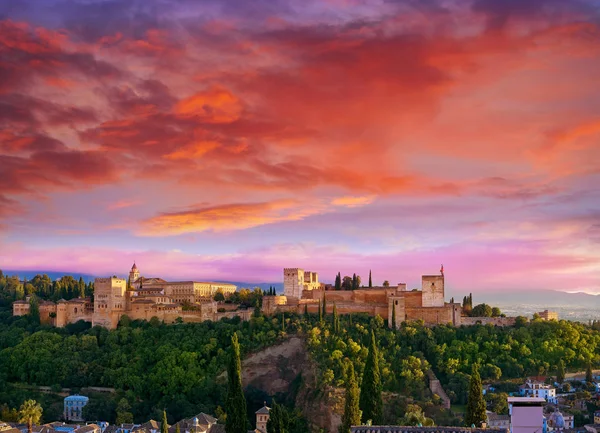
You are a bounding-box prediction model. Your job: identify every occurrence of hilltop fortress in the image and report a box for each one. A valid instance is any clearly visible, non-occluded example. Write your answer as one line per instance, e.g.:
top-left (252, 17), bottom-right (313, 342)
top-left (263, 265), bottom-right (464, 326)
top-left (13, 263), bottom-right (246, 329)
top-left (14, 264), bottom-right (516, 329)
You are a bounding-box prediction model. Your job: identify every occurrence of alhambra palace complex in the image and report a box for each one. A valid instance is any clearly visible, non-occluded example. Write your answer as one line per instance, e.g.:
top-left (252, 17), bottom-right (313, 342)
top-left (13, 263), bottom-right (516, 328)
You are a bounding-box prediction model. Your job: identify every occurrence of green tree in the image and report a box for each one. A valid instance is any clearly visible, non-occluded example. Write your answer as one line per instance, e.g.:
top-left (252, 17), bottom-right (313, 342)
top-left (214, 289), bottom-right (225, 302)
top-left (318, 299), bottom-right (323, 322)
top-left (382, 281), bottom-right (389, 288)
top-left (340, 361), bottom-right (361, 433)
top-left (266, 400), bottom-right (288, 433)
top-left (226, 333), bottom-right (247, 433)
top-left (304, 304), bottom-right (309, 319)
top-left (352, 274), bottom-right (357, 290)
top-left (332, 303), bottom-right (340, 335)
top-left (486, 392), bottom-right (508, 415)
top-left (586, 362), bottom-right (593, 383)
top-left (29, 296), bottom-right (40, 324)
top-left (359, 330), bottom-right (383, 424)
top-left (335, 273), bottom-right (342, 291)
top-left (557, 360), bottom-right (565, 384)
top-left (399, 404), bottom-right (434, 426)
top-left (491, 307), bottom-right (501, 317)
top-left (322, 296), bottom-right (327, 317)
top-left (115, 398), bottom-right (133, 425)
top-left (471, 304), bottom-right (492, 317)
top-left (18, 400), bottom-right (43, 433)
top-left (161, 410), bottom-right (169, 433)
top-left (78, 277), bottom-right (85, 298)
top-left (368, 270), bottom-right (372, 288)
top-left (465, 364), bottom-right (486, 427)
top-left (391, 302), bottom-right (396, 329)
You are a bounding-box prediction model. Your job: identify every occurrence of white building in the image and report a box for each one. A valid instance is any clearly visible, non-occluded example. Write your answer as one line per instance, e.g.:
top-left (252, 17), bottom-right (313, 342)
top-left (64, 395), bottom-right (89, 421)
top-left (520, 379), bottom-right (557, 403)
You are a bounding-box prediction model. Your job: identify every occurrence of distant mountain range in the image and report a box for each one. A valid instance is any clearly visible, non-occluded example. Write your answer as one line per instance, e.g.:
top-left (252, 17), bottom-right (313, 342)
top-left (476, 289), bottom-right (600, 308)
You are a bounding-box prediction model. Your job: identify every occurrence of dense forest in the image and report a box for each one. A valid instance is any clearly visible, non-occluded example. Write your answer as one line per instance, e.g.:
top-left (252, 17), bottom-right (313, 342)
top-left (2, 270), bottom-right (600, 428)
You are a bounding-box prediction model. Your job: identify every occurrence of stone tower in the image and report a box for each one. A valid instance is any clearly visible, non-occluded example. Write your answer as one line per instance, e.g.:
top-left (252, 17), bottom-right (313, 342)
top-left (421, 266), bottom-right (445, 307)
top-left (283, 268), bottom-right (305, 299)
top-left (255, 403), bottom-right (270, 433)
top-left (129, 262), bottom-right (140, 284)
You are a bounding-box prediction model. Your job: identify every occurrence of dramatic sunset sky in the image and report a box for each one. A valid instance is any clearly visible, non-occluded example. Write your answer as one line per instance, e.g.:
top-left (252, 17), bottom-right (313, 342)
top-left (1, 0), bottom-right (599, 292)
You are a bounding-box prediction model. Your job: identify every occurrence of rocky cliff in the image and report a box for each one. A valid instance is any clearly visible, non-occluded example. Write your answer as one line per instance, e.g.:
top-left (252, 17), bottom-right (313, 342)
top-left (240, 336), bottom-right (343, 433)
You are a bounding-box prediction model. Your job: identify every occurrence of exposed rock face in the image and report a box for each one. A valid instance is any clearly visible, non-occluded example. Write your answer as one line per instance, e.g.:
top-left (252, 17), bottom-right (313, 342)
top-left (240, 336), bottom-right (343, 433)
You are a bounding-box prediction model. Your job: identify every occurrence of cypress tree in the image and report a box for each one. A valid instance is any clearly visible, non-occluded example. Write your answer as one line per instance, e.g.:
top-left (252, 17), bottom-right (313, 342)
top-left (266, 399), bottom-right (288, 433)
top-left (557, 360), bottom-right (565, 383)
top-left (341, 361), bottom-right (361, 433)
top-left (391, 302), bottom-right (396, 330)
top-left (304, 304), bottom-right (309, 319)
top-left (322, 296), bottom-right (327, 316)
top-left (349, 313), bottom-right (352, 327)
top-left (335, 273), bottom-right (342, 291)
top-left (161, 410), bottom-right (168, 433)
top-left (352, 274), bottom-right (357, 290)
top-left (465, 363), bottom-right (486, 427)
top-left (587, 362), bottom-right (594, 383)
top-left (281, 313), bottom-right (285, 331)
top-left (318, 299), bottom-right (323, 322)
top-left (226, 333), bottom-right (247, 433)
top-left (332, 303), bottom-right (339, 334)
top-left (359, 330), bottom-right (383, 424)
top-left (368, 270), bottom-right (372, 288)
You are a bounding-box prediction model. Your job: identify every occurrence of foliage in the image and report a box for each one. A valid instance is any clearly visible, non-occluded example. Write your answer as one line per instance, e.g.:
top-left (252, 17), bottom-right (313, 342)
top-left (587, 362), bottom-right (594, 383)
top-left (226, 333), bottom-right (247, 433)
top-left (471, 304), bottom-right (492, 318)
top-left (557, 360), bottom-right (565, 384)
top-left (485, 392), bottom-right (508, 415)
top-left (266, 400), bottom-right (288, 433)
top-left (116, 398), bottom-right (134, 424)
top-left (398, 404), bottom-right (434, 426)
top-left (214, 289), bottom-right (225, 302)
top-left (18, 399), bottom-right (43, 433)
top-left (340, 361), bottom-right (361, 433)
top-left (465, 364), bottom-right (486, 427)
top-left (161, 410), bottom-right (169, 433)
top-left (359, 330), bottom-right (383, 425)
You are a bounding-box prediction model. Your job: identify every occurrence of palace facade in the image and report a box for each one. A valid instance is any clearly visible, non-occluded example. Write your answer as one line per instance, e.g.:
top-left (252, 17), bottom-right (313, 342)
top-left (13, 263), bottom-right (246, 329)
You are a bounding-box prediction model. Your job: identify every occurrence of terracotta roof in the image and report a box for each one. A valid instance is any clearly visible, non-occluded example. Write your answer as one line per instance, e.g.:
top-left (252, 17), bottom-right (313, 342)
top-left (351, 428), bottom-right (508, 433)
top-left (74, 425), bottom-right (100, 433)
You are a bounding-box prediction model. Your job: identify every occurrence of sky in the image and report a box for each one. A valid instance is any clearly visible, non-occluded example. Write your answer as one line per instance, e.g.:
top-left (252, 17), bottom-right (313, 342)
top-left (0, 0), bottom-right (599, 292)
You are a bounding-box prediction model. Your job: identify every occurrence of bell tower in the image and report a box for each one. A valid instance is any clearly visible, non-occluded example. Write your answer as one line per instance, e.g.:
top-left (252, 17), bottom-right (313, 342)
top-left (129, 262), bottom-right (140, 284)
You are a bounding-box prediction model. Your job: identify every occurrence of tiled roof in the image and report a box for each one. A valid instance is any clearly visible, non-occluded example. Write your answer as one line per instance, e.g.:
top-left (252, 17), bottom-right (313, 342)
top-left (255, 406), bottom-right (270, 415)
top-left (208, 425), bottom-right (224, 433)
top-left (351, 427), bottom-right (509, 433)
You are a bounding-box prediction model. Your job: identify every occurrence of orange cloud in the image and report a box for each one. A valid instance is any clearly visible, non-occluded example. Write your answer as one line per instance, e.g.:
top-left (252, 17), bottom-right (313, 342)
top-left (163, 141), bottom-right (220, 160)
top-left (555, 119), bottom-right (600, 143)
top-left (331, 195), bottom-right (376, 207)
top-left (137, 200), bottom-right (327, 236)
top-left (175, 87), bottom-right (243, 123)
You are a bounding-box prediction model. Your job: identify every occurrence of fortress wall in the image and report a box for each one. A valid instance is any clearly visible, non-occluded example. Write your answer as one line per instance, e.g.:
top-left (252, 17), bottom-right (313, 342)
top-left (39, 304), bottom-right (56, 325)
top-left (404, 291), bottom-right (423, 308)
top-left (406, 306), bottom-right (454, 326)
top-left (461, 316), bottom-right (517, 326)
